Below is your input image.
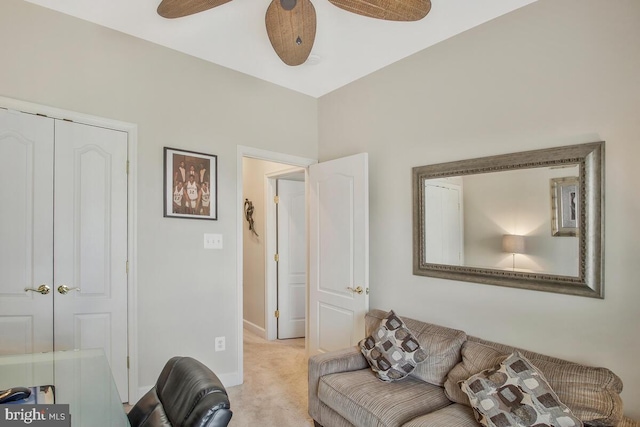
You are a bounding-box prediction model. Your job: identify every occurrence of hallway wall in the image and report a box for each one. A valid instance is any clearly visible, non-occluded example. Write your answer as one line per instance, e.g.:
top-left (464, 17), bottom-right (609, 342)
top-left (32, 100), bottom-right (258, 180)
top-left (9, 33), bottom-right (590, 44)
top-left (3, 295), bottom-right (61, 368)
top-left (242, 158), bottom-right (295, 332)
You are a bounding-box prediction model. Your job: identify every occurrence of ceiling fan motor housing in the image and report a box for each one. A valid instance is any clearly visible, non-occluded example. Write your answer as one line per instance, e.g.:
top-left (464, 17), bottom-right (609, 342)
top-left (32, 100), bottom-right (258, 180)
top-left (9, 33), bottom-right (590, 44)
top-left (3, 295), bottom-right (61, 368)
top-left (280, 0), bottom-right (297, 10)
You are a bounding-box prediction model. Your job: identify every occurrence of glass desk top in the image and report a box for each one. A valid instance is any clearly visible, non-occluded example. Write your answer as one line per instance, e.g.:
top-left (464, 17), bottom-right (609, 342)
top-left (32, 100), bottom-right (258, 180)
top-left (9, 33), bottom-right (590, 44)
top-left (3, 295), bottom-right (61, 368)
top-left (0, 349), bottom-right (129, 426)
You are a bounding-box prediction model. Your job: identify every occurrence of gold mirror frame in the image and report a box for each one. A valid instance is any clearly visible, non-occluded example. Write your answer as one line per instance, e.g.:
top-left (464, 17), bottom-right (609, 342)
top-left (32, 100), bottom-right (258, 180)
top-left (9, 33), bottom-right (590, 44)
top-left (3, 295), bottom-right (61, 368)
top-left (412, 142), bottom-right (604, 298)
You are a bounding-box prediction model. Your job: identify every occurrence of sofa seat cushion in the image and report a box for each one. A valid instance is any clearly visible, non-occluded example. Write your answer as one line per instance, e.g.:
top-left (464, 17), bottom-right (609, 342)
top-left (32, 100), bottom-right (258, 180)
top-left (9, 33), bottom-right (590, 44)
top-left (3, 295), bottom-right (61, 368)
top-left (444, 338), bottom-right (624, 426)
top-left (366, 309), bottom-right (467, 386)
top-left (318, 369), bottom-right (452, 427)
top-left (402, 403), bottom-right (478, 427)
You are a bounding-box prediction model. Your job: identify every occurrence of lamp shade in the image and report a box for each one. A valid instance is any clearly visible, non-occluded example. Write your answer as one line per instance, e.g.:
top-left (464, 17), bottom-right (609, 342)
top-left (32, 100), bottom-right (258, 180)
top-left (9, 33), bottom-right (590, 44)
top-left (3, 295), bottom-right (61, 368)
top-left (502, 235), bottom-right (525, 254)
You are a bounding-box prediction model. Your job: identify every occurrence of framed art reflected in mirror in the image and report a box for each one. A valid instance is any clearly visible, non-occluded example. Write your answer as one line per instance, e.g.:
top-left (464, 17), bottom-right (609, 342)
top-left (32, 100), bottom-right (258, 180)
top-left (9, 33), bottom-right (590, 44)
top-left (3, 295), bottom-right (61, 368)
top-left (551, 176), bottom-right (579, 237)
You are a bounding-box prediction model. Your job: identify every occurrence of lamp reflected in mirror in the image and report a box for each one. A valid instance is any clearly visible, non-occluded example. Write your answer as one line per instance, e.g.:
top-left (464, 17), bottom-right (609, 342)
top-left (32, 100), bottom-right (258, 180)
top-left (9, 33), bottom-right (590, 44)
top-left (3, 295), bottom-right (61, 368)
top-left (502, 234), bottom-right (525, 271)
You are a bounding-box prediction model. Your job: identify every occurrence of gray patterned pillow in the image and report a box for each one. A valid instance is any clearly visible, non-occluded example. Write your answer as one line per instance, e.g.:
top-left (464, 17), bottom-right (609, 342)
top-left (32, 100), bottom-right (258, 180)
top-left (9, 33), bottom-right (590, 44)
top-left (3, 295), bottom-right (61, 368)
top-left (460, 351), bottom-right (583, 427)
top-left (358, 310), bottom-right (427, 382)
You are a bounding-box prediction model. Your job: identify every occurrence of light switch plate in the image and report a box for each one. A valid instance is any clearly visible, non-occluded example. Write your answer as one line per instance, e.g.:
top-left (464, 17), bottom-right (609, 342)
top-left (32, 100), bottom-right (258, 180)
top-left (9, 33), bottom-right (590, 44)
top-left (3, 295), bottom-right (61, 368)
top-left (204, 233), bottom-right (223, 249)
top-left (215, 336), bottom-right (225, 352)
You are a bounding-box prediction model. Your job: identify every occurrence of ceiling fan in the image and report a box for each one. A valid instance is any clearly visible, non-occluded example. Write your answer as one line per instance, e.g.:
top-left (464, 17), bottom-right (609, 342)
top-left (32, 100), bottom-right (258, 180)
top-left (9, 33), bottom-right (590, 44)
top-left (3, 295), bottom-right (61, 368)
top-left (157, 0), bottom-right (432, 66)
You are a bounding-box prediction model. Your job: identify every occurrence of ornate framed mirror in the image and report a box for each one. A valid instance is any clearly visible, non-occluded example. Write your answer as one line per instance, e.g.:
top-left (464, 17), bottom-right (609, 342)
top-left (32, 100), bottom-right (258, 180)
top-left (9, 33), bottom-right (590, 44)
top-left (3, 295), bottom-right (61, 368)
top-left (412, 142), bottom-right (604, 298)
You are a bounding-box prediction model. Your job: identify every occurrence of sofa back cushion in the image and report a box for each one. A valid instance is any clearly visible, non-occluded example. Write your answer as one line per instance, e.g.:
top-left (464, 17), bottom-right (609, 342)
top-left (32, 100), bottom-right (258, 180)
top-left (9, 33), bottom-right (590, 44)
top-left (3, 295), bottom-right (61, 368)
top-left (366, 309), bottom-right (467, 386)
top-left (444, 337), bottom-right (624, 426)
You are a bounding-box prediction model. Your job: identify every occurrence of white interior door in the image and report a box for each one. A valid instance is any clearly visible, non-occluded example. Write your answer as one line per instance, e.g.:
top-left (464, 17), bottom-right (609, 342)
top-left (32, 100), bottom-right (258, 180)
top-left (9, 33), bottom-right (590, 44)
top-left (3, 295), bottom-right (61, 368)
top-left (0, 109), bottom-right (54, 355)
top-left (277, 179), bottom-right (306, 339)
top-left (424, 181), bottom-right (463, 265)
top-left (308, 153), bottom-right (369, 355)
top-left (53, 120), bottom-right (129, 402)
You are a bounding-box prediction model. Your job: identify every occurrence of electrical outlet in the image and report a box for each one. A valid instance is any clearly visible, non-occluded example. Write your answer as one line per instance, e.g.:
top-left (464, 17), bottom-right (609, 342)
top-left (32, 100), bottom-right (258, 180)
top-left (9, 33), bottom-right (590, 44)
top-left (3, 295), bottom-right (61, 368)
top-left (215, 336), bottom-right (225, 352)
top-left (204, 233), bottom-right (223, 249)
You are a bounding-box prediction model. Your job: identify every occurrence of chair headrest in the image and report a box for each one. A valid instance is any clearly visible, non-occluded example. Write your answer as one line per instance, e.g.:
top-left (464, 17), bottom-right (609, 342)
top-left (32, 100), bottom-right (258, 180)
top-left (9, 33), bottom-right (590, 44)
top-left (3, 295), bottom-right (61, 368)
top-left (156, 356), bottom-right (230, 426)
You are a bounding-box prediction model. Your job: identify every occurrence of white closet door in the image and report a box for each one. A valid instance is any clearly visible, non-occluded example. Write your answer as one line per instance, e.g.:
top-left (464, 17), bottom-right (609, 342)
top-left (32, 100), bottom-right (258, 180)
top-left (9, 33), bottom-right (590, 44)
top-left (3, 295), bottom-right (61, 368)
top-left (0, 109), bottom-right (54, 355)
top-left (53, 120), bottom-right (129, 402)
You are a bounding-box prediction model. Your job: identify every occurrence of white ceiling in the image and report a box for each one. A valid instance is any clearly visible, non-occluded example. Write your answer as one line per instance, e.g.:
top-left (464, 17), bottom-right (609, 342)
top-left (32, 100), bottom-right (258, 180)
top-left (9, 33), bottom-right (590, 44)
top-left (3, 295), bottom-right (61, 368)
top-left (24, 0), bottom-right (537, 98)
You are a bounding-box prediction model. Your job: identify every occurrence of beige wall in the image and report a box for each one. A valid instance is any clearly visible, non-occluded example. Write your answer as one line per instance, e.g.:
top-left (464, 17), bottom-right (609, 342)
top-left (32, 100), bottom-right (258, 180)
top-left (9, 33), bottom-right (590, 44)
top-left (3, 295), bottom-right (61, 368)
top-left (0, 0), bottom-right (317, 392)
top-left (462, 166), bottom-right (580, 276)
top-left (242, 158), bottom-right (295, 331)
top-left (319, 0), bottom-right (640, 417)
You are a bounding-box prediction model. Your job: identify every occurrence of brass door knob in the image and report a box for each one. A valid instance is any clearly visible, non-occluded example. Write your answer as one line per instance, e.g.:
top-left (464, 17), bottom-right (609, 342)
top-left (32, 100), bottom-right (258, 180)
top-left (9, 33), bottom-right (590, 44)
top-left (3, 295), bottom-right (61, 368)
top-left (24, 284), bottom-right (50, 295)
top-left (347, 286), bottom-right (364, 295)
top-left (57, 285), bottom-right (80, 295)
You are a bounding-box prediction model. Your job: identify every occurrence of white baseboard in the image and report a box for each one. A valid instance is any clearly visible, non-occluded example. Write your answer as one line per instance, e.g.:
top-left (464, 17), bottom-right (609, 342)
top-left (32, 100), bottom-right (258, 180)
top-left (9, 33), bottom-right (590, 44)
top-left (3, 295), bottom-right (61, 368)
top-left (217, 371), bottom-right (241, 388)
top-left (243, 319), bottom-right (266, 338)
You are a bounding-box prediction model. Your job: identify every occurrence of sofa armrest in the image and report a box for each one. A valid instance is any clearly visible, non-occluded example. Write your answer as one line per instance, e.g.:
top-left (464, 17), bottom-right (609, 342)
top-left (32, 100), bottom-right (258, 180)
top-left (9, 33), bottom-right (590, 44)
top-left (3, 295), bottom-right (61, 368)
top-left (618, 416), bottom-right (639, 427)
top-left (308, 346), bottom-right (369, 422)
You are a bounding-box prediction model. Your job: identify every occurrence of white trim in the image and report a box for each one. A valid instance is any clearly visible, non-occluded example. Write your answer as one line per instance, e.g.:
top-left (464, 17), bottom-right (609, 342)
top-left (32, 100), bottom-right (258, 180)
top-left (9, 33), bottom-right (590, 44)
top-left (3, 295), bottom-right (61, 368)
top-left (216, 372), bottom-right (240, 389)
top-left (0, 96), bottom-right (139, 403)
top-left (242, 319), bottom-right (265, 338)
top-left (236, 145), bottom-right (316, 385)
top-left (265, 178), bottom-right (278, 341)
top-left (126, 126), bottom-right (139, 404)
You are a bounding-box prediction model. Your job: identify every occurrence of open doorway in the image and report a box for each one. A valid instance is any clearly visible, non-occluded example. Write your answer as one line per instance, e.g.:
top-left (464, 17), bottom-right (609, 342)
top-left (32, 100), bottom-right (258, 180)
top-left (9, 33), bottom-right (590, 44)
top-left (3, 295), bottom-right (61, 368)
top-left (242, 157), bottom-right (306, 341)
top-left (236, 146), bottom-right (316, 384)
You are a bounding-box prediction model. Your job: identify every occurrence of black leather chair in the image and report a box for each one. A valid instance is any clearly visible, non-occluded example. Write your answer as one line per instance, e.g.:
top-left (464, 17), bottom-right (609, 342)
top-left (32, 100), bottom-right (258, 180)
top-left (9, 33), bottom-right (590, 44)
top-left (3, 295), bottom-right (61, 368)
top-left (127, 356), bottom-right (232, 427)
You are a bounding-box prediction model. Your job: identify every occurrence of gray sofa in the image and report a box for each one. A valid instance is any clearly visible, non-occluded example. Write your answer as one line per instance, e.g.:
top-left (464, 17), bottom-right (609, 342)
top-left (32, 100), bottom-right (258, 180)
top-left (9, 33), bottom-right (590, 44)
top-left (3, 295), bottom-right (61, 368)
top-left (309, 309), bottom-right (638, 427)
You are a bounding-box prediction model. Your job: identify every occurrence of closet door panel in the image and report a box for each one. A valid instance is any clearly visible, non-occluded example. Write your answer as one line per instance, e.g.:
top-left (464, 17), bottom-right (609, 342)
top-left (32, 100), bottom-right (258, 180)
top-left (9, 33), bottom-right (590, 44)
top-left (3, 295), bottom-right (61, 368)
top-left (53, 120), bottom-right (129, 401)
top-left (0, 109), bottom-right (54, 355)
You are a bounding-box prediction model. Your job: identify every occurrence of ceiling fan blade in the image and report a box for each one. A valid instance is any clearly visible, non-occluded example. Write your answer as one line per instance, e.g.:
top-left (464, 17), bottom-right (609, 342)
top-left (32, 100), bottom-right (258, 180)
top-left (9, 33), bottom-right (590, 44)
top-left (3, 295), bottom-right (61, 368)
top-left (265, 0), bottom-right (317, 66)
top-left (328, 0), bottom-right (431, 21)
top-left (157, 0), bottom-right (233, 19)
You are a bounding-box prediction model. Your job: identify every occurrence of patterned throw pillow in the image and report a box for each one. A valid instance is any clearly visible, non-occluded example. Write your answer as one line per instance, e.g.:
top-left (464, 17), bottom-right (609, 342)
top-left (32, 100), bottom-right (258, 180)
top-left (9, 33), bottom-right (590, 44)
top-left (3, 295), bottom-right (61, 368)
top-left (460, 351), bottom-right (583, 427)
top-left (358, 310), bottom-right (427, 382)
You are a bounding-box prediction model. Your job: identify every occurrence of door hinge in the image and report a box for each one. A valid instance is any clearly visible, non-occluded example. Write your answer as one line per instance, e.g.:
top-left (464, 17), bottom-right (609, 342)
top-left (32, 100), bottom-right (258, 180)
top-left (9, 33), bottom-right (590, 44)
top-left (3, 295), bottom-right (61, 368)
top-left (126, 260), bottom-right (129, 274)
top-left (274, 253), bottom-right (279, 262)
top-left (275, 310), bottom-right (280, 318)
top-left (273, 196), bottom-right (279, 204)
top-left (126, 160), bottom-right (130, 174)
top-left (127, 356), bottom-right (130, 369)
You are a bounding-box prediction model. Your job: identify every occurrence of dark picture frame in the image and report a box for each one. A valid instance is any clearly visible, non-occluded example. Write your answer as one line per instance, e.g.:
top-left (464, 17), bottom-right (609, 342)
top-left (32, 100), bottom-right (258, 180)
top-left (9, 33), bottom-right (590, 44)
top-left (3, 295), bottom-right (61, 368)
top-left (164, 147), bottom-right (218, 220)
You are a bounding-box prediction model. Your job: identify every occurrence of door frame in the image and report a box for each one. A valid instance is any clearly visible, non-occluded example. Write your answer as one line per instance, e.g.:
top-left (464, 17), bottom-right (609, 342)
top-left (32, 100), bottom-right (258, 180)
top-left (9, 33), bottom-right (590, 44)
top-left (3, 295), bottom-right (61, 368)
top-left (0, 96), bottom-right (139, 403)
top-left (265, 168), bottom-right (305, 341)
top-left (236, 146), bottom-right (315, 384)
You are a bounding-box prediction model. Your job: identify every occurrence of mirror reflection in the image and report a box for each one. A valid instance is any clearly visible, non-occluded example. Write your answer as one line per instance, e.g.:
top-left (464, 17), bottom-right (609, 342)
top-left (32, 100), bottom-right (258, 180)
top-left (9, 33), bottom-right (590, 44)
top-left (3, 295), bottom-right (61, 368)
top-left (412, 141), bottom-right (604, 298)
top-left (423, 165), bottom-right (579, 277)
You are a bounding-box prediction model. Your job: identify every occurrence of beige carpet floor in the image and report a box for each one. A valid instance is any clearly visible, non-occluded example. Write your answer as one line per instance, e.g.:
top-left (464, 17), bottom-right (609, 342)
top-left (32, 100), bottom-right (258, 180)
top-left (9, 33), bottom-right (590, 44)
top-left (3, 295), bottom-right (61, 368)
top-left (226, 330), bottom-right (314, 427)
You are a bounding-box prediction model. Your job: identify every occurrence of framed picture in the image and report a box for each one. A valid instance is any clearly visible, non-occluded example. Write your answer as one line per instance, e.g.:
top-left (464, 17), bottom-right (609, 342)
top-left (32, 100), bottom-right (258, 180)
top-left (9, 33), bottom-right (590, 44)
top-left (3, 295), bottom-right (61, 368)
top-left (164, 147), bottom-right (217, 220)
top-left (550, 176), bottom-right (579, 236)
